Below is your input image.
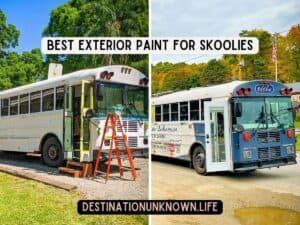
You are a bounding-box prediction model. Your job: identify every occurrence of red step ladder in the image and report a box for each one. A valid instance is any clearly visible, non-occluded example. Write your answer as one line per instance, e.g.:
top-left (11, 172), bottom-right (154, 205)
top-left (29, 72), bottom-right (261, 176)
top-left (93, 113), bottom-right (137, 183)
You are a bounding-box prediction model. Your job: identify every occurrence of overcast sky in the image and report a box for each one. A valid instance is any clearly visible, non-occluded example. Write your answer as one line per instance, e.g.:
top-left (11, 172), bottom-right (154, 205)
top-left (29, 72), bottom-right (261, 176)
top-left (151, 0), bottom-right (300, 64)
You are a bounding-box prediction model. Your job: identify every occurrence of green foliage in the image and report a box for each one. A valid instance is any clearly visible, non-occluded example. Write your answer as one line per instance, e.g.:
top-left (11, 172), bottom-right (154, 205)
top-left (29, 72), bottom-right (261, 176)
top-left (0, 49), bottom-right (44, 91)
top-left (200, 59), bottom-right (230, 85)
top-left (0, 1), bottom-right (149, 91)
top-left (129, 55), bottom-right (149, 76)
top-left (151, 62), bottom-right (204, 93)
top-left (0, 10), bottom-right (19, 54)
top-left (296, 135), bottom-right (300, 151)
top-left (43, 0), bottom-right (149, 74)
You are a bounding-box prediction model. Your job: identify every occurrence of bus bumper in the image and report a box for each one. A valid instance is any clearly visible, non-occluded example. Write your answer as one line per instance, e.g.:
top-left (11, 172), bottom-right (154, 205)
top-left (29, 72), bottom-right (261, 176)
top-left (233, 156), bottom-right (297, 171)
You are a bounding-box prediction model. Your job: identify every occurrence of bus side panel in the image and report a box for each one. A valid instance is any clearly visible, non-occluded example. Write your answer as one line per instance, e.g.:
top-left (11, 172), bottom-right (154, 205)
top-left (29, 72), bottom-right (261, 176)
top-left (151, 122), bottom-right (196, 160)
top-left (0, 111), bottom-right (63, 152)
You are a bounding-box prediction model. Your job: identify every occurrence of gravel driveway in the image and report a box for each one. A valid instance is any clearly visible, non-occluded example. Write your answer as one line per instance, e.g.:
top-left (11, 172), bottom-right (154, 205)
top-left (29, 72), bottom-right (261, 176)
top-left (151, 154), bottom-right (300, 225)
top-left (0, 151), bottom-right (148, 200)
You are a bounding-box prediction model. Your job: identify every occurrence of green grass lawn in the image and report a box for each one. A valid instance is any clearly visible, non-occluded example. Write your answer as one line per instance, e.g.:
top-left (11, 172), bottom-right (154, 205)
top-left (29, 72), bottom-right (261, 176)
top-left (296, 135), bottom-right (300, 152)
top-left (294, 120), bottom-right (300, 128)
top-left (0, 172), bottom-right (147, 225)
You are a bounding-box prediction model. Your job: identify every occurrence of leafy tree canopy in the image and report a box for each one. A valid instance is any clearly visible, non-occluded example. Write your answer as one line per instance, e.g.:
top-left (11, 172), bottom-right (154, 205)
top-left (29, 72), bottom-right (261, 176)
top-left (43, 0), bottom-right (149, 75)
top-left (0, 10), bottom-right (19, 54)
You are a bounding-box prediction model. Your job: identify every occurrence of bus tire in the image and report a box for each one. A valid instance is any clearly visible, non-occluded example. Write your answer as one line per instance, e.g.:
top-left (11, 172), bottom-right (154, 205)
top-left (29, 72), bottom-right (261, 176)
top-left (192, 146), bottom-right (207, 175)
top-left (42, 137), bottom-right (64, 167)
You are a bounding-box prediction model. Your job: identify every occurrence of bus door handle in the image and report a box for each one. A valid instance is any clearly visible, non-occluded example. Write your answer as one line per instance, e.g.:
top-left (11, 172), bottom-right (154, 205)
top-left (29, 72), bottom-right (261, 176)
top-left (206, 134), bottom-right (209, 139)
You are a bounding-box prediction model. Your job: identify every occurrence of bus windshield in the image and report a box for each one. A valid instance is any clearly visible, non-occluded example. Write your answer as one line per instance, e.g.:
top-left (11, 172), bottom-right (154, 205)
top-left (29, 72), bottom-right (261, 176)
top-left (233, 97), bottom-right (294, 130)
top-left (95, 82), bottom-right (148, 118)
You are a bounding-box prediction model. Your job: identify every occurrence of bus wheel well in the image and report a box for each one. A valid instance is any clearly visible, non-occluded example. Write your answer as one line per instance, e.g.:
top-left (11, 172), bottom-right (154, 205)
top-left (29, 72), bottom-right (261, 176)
top-left (189, 143), bottom-right (205, 161)
top-left (39, 133), bottom-right (61, 153)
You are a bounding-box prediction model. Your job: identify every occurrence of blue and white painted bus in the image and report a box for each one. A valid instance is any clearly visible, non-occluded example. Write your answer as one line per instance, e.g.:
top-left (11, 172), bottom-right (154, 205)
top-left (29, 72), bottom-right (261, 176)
top-left (151, 80), bottom-right (297, 174)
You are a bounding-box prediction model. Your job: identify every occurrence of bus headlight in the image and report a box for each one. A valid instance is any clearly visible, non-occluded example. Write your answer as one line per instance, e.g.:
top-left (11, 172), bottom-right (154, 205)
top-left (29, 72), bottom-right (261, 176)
top-left (243, 150), bottom-right (252, 159)
top-left (286, 145), bottom-right (295, 154)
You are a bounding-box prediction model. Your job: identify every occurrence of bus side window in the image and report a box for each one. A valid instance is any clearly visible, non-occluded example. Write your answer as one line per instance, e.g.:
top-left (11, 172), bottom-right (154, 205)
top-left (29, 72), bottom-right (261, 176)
top-left (155, 105), bottom-right (161, 122)
top-left (10, 96), bottom-right (19, 115)
top-left (20, 94), bottom-right (29, 114)
top-left (190, 100), bottom-right (199, 120)
top-left (162, 104), bottom-right (170, 121)
top-left (1, 99), bottom-right (9, 116)
top-left (171, 103), bottom-right (179, 121)
top-left (180, 101), bottom-right (188, 121)
top-left (42, 88), bottom-right (54, 111)
top-left (56, 86), bottom-right (64, 110)
top-left (200, 98), bottom-right (212, 120)
top-left (30, 91), bottom-right (41, 113)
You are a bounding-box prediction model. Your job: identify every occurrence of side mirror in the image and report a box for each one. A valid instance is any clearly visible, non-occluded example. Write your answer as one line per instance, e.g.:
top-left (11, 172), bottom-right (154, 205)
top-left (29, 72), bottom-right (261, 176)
top-left (83, 108), bottom-right (94, 119)
top-left (96, 82), bottom-right (104, 100)
top-left (234, 102), bottom-right (242, 117)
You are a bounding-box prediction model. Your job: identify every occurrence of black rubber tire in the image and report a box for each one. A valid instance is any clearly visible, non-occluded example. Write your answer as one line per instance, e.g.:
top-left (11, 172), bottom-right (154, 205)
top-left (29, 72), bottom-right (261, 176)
top-left (192, 146), bottom-right (207, 175)
top-left (42, 137), bottom-right (64, 167)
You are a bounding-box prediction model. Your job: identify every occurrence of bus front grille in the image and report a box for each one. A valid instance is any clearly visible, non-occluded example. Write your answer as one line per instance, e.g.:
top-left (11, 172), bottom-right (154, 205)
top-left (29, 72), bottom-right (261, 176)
top-left (256, 131), bottom-right (280, 143)
top-left (269, 131), bottom-right (280, 142)
top-left (258, 146), bottom-right (281, 160)
top-left (117, 121), bottom-right (138, 132)
top-left (116, 136), bottom-right (138, 148)
top-left (128, 121), bottom-right (138, 132)
top-left (270, 146), bottom-right (281, 158)
top-left (258, 147), bottom-right (268, 159)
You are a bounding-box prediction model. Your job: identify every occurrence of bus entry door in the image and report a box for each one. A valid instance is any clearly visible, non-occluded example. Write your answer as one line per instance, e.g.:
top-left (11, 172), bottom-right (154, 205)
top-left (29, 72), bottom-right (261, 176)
top-left (64, 86), bottom-right (73, 159)
top-left (204, 100), bottom-right (232, 172)
top-left (80, 80), bottom-right (94, 162)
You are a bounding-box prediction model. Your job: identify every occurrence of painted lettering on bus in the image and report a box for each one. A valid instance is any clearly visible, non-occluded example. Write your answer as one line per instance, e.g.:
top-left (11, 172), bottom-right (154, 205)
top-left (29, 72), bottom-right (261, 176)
top-left (254, 84), bottom-right (274, 93)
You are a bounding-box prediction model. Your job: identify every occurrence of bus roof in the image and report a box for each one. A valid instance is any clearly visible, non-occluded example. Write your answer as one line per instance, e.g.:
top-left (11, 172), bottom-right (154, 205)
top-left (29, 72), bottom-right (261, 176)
top-left (152, 81), bottom-right (245, 104)
top-left (0, 65), bottom-right (147, 98)
top-left (152, 80), bottom-right (291, 105)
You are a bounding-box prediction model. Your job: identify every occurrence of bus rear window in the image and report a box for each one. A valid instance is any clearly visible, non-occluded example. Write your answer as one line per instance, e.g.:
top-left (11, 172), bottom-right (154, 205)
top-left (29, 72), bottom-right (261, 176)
top-left (1, 99), bottom-right (9, 116)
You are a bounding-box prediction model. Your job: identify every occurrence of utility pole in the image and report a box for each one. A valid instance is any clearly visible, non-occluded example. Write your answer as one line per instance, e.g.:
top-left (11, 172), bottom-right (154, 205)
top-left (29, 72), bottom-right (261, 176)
top-left (238, 55), bottom-right (244, 80)
top-left (272, 33), bottom-right (278, 82)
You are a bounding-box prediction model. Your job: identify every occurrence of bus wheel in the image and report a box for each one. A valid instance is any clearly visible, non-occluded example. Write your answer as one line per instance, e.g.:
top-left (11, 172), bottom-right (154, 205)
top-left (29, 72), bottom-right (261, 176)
top-left (192, 146), bottom-right (206, 175)
top-left (42, 137), bottom-right (64, 167)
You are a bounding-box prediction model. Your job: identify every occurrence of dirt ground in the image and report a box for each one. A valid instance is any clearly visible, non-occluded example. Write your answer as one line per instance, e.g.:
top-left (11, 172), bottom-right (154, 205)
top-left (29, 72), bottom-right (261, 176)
top-left (151, 154), bottom-right (300, 225)
top-left (0, 152), bottom-right (148, 199)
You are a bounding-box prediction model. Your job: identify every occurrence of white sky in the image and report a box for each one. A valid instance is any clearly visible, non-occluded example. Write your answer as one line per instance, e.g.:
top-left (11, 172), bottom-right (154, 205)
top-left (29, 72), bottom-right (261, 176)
top-left (151, 0), bottom-right (300, 64)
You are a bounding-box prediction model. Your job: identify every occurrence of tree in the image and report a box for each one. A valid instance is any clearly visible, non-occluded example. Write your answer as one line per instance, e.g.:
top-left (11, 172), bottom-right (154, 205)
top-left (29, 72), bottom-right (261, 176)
top-left (238, 29), bottom-right (273, 80)
top-left (201, 59), bottom-right (230, 85)
top-left (43, 0), bottom-right (148, 75)
top-left (0, 10), bottom-right (44, 91)
top-left (0, 10), bottom-right (19, 55)
top-left (286, 24), bottom-right (300, 81)
top-left (0, 49), bottom-right (44, 90)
